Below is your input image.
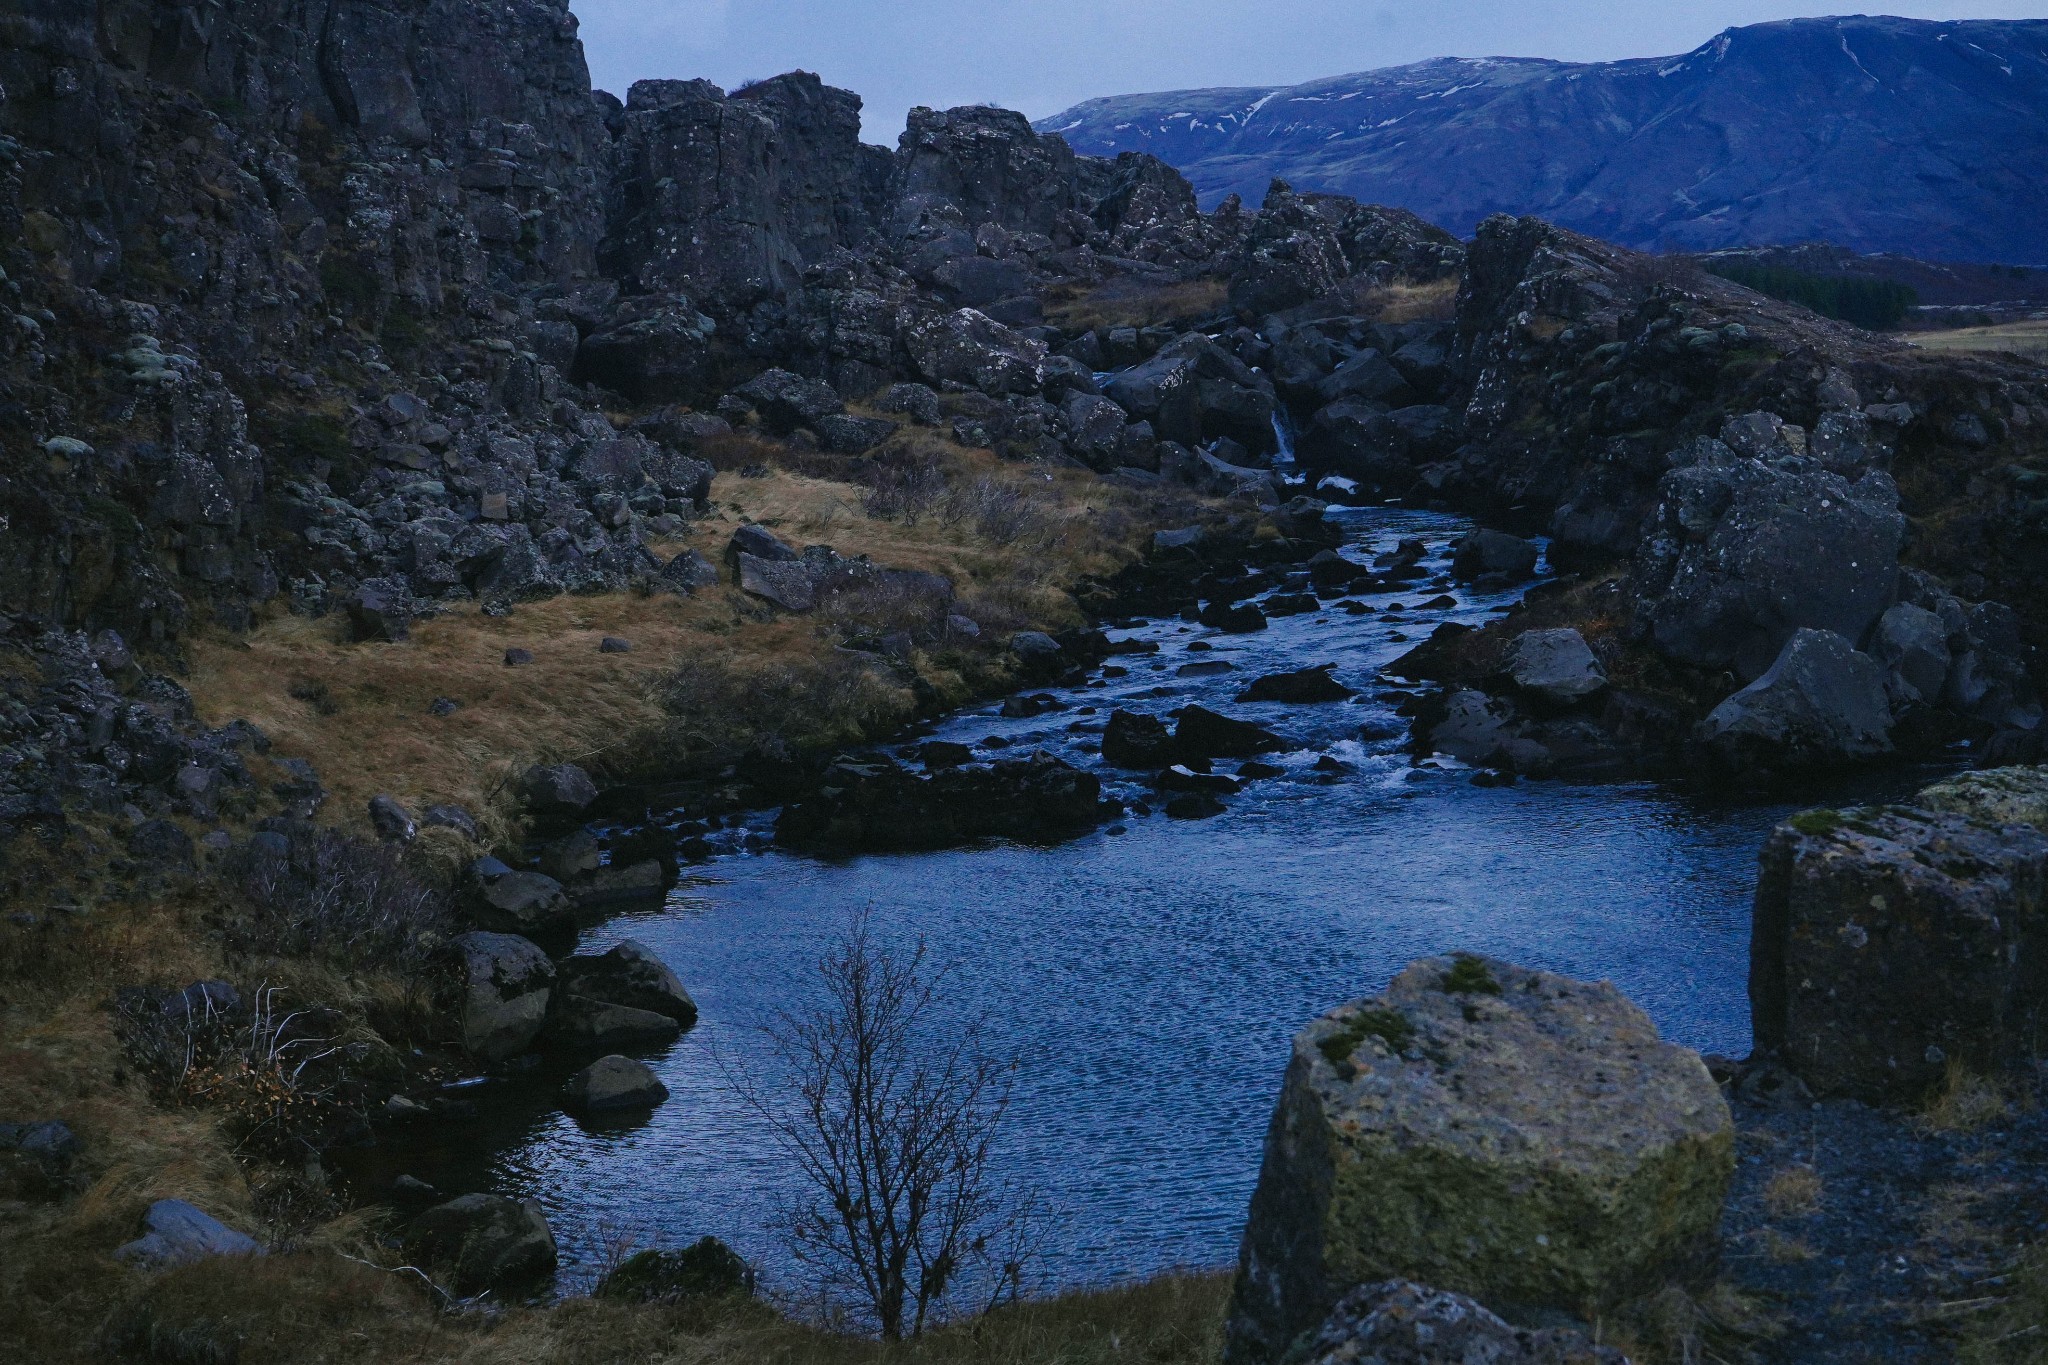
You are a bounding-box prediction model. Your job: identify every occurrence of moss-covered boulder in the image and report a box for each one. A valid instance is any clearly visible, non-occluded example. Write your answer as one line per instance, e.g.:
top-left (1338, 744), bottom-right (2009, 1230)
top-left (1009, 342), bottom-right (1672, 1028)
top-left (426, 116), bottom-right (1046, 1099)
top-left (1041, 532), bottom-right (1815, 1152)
top-left (1917, 765), bottom-right (2048, 832)
top-left (1223, 956), bottom-right (1731, 1364)
top-left (1750, 802), bottom-right (2048, 1103)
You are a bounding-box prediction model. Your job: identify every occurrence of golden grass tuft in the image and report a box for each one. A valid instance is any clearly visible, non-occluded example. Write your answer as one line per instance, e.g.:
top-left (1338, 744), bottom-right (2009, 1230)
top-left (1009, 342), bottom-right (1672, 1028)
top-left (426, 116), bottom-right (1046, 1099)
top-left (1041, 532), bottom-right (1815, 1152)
top-left (1761, 1164), bottom-right (1823, 1218)
top-left (1923, 1061), bottom-right (2011, 1133)
top-left (1045, 278), bottom-right (1230, 333)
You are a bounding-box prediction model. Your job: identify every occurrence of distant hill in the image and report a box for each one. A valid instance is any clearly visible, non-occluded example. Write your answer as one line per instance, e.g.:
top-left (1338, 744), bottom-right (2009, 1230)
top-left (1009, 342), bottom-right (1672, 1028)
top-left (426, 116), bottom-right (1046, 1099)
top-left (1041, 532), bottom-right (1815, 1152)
top-left (1036, 16), bottom-right (2048, 264)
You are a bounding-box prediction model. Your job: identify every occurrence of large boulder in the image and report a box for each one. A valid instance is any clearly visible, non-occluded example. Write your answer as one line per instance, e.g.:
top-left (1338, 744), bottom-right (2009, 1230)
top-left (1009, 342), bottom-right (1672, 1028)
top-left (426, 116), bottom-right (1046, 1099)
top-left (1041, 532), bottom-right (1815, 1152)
top-left (574, 297), bottom-right (717, 403)
top-left (470, 863), bottom-right (573, 936)
top-left (1917, 765), bottom-right (2048, 831)
top-left (557, 941), bottom-right (699, 1026)
top-left (1750, 802), bottom-right (2048, 1105)
top-left (1305, 1281), bottom-right (1628, 1365)
top-left (1240, 666), bottom-right (1355, 705)
top-left (733, 368), bottom-right (844, 434)
top-left (563, 1055), bottom-right (670, 1114)
top-left (114, 1200), bottom-right (263, 1269)
top-left (1450, 529), bottom-right (1539, 584)
top-left (443, 932), bottom-right (555, 1061)
top-left (1505, 629), bottom-right (1606, 704)
top-left (520, 763), bottom-right (598, 819)
top-left (1224, 956), bottom-right (1731, 1362)
top-left (1106, 334), bottom-right (1278, 454)
top-left (407, 1194), bottom-right (557, 1294)
top-left (905, 308), bottom-right (1046, 395)
top-left (1697, 628), bottom-right (1893, 769)
top-left (550, 995), bottom-right (685, 1049)
top-left (1635, 446), bottom-right (1905, 680)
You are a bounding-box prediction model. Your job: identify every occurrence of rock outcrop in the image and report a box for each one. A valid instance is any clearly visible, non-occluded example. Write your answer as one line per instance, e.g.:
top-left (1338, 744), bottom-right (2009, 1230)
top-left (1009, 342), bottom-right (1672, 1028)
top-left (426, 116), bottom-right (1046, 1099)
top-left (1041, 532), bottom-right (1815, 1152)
top-left (1750, 783), bottom-right (2048, 1104)
top-left (1224, 956), bottom-right (1731, 1363)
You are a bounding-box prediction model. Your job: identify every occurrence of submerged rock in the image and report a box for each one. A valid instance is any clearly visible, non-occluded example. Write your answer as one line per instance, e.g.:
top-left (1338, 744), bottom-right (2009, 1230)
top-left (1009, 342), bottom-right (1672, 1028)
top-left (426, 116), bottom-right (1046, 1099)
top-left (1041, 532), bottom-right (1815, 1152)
top-left (563, 1055), bottom-right (669, 1114)
top-left (1224, 955), bottom-right (1730, 1362)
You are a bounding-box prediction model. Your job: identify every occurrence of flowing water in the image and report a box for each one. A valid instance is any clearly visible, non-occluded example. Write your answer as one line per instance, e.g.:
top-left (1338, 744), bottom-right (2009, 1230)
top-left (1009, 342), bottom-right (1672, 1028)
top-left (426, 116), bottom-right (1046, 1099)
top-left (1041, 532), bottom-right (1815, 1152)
top-left (354, 506), bottom-right (1945, 1295)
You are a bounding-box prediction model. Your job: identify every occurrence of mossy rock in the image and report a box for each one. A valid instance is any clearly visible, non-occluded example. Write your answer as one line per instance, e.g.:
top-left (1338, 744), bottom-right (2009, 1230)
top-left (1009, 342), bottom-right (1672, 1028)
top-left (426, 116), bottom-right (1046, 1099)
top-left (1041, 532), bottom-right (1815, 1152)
top-left (1917, 766), bottom-right (2048, 834)
top-left (596, 1237), bottom-right (752, 1303)
top-left (1223, 956), bottom-right (1732, 1364)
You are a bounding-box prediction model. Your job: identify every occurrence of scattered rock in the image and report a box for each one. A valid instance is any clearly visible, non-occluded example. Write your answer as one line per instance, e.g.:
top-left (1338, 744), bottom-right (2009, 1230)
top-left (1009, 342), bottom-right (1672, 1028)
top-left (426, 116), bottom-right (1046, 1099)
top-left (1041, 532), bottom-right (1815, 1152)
top-left (1504, 629), bottom-right (1606, 704)
top-left (114, 1199), bottom-right (263, 1269)
top-left (1449, 530), bottom-right (1539, 584)
top-left (1239, 665), bottom-right (1355, 704)
top-left (1175, 706), bottom-right (1286, 759)
top-left (1304, 1280), bottom-right (1629, 1365)
top-left (598, 637), bottom-right (634, 654)
top-left (520, 763), bottom-right (598, 818)
top-left (557, 940), bottom-right (699, 1025)
top-left (563, 1055), bottom-right (670, 1113)
top-left (549, 994), bottom-right (685, 1049)
top-left (442, 931), bottom-right (555, 1061)
top-left (367, 794), bottom-right (417, 841)
top-left (407, 1194), bottom-right (556, 1295)
top-left (504, 647), bottom-right (535, 667)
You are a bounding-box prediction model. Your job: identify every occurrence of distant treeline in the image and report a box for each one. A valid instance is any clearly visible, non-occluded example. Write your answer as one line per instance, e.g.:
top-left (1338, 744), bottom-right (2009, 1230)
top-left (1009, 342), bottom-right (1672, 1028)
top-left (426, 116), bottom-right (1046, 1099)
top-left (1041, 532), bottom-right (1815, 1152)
top-left (1705, 261), bottom-right (1919, 330)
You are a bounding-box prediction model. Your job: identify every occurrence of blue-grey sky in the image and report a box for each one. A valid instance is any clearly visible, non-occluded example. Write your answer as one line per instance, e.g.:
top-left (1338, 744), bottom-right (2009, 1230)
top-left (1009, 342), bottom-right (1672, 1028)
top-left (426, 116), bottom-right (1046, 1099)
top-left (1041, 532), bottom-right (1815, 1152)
top-left (569, 2), bottom-right (2048, 142)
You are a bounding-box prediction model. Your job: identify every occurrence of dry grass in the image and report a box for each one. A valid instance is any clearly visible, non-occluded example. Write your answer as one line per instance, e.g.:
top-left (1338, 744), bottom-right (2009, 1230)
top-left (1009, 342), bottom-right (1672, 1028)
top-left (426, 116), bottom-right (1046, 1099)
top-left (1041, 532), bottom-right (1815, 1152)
top-left (184, 439), bottom-right (1162, 841)
top-left (1324, 275), bottom-right (1460, 325)
top-left (1045, 278), bottom-right (1229, 333)
top-left (1761, 1165), bottom-right (1823, 1218)
top-left (1923, 1062), bottom-right (2012, 1133)
top-left (1911, 320), bottom-right (2048, 365)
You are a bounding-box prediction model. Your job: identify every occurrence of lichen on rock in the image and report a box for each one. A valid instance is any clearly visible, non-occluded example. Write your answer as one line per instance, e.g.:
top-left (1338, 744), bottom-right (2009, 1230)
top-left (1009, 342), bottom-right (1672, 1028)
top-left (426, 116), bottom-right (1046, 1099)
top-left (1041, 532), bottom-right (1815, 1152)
top-left (1224, 955), bottom-right (1732, 1364)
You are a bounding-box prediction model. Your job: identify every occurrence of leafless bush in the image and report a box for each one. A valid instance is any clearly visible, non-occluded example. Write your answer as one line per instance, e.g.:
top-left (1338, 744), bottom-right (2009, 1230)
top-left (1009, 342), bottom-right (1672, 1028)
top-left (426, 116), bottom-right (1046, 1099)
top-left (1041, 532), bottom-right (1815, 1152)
top-left (220, 825), bottom-right (450, 972)
top-left (660, 650), bottom-right (906, 762)
top-left (114, 982), bottom-right (369, 1160)
top-left (860, 454), bottom-right (950, 523)
top-left (941, 476), bottom-right (1053, 547)
top-left (733, 913), bottom-right (1036, 1339)
top-left (819, 573), bottom-right (955, 642)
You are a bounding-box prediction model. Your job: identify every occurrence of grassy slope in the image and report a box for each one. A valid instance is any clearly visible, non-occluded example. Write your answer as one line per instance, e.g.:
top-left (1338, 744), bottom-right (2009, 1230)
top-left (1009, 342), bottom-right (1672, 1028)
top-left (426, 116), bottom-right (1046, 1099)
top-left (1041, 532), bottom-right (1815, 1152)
top-left (1, 425), bottom-right (1221, 1361)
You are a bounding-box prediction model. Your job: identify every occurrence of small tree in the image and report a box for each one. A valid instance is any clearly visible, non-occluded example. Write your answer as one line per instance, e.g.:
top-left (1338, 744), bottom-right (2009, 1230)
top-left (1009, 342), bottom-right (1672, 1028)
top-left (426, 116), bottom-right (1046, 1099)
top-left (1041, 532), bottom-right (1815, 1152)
top-left (742, 912), bottom-right (1029, 1339)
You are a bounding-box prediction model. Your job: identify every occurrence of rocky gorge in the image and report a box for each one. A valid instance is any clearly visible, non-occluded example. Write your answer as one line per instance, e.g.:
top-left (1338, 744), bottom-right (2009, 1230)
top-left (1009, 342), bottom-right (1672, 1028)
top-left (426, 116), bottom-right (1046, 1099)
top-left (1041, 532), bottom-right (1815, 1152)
top-left (2, 3), bottom-right (2048, 1364)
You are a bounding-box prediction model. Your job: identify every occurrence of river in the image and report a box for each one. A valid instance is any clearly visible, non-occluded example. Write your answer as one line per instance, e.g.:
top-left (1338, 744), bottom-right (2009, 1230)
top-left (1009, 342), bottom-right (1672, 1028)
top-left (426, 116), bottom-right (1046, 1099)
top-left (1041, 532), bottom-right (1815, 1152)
top-left (350, 505), bottom-right (1945, 1297)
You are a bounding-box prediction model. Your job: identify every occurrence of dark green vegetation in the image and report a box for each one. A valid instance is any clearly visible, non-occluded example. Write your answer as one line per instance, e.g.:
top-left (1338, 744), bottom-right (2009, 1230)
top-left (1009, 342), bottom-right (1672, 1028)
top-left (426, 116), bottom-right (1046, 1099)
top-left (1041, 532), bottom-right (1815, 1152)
top-left (1703, 262), bottom-right (1918, 331)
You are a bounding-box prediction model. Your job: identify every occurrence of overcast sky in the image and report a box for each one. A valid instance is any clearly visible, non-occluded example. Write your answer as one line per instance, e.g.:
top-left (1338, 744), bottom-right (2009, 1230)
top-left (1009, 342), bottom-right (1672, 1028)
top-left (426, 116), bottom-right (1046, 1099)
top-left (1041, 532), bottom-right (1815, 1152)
top-left (569, 2), bottom-right (2048, 141)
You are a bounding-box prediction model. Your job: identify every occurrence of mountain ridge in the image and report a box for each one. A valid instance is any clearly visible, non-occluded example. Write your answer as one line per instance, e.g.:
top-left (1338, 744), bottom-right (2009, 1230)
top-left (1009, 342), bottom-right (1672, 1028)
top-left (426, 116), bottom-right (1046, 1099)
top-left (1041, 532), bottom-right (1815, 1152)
top-left (1035, 16), bottom-right (2048, 263)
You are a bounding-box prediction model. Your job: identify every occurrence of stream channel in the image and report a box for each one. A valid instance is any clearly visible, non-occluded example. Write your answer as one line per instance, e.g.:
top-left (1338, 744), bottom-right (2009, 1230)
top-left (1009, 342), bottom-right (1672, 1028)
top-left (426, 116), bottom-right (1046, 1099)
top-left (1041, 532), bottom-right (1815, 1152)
top-left (349, 504), bottom-right (1945, 1297)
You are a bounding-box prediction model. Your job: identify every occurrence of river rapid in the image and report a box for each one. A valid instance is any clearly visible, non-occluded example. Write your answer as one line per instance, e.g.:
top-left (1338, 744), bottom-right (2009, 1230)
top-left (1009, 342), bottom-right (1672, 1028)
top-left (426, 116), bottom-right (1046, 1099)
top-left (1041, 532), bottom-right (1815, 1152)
top-left (350, 505), bottom-right (1946, 1295)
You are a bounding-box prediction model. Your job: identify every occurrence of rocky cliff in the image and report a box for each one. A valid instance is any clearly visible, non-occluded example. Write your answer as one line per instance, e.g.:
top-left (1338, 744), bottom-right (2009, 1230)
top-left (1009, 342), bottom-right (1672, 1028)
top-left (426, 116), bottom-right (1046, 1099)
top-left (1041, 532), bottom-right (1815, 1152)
top-left (1038, 16), bottom-right (2048, 263)
top-left (2, 1), bottom-right (2045, 852)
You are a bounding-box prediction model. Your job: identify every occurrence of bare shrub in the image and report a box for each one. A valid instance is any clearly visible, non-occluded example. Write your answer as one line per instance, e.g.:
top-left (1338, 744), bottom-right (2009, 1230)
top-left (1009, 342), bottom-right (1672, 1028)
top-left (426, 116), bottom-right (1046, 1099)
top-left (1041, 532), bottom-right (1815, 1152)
top-left (734, 913), bottom-right (1035, 1339)
top-left (941, 476), bottom-right (1053, 547)
top-left (660, 650), bottom-right (908, 762)
top-left (113, 982), bottom-right (371, 1160)
top-left (819, 573), bottom-right (955, 643)
top-left (220, 825), bottom-right (450, 972)
top-left (860, 453), bottom-right (949, 523)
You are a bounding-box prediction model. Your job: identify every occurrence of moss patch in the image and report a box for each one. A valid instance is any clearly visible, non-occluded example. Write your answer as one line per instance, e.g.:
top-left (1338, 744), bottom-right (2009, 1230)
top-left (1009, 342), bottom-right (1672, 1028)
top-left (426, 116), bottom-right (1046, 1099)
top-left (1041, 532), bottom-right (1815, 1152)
top-left (1440, 955), bottom-right (1502, 996)
top-left (1788, 809), bottom-right (1844, 837)
top-left (1319, 1008), bottom-right (1416, 1066)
